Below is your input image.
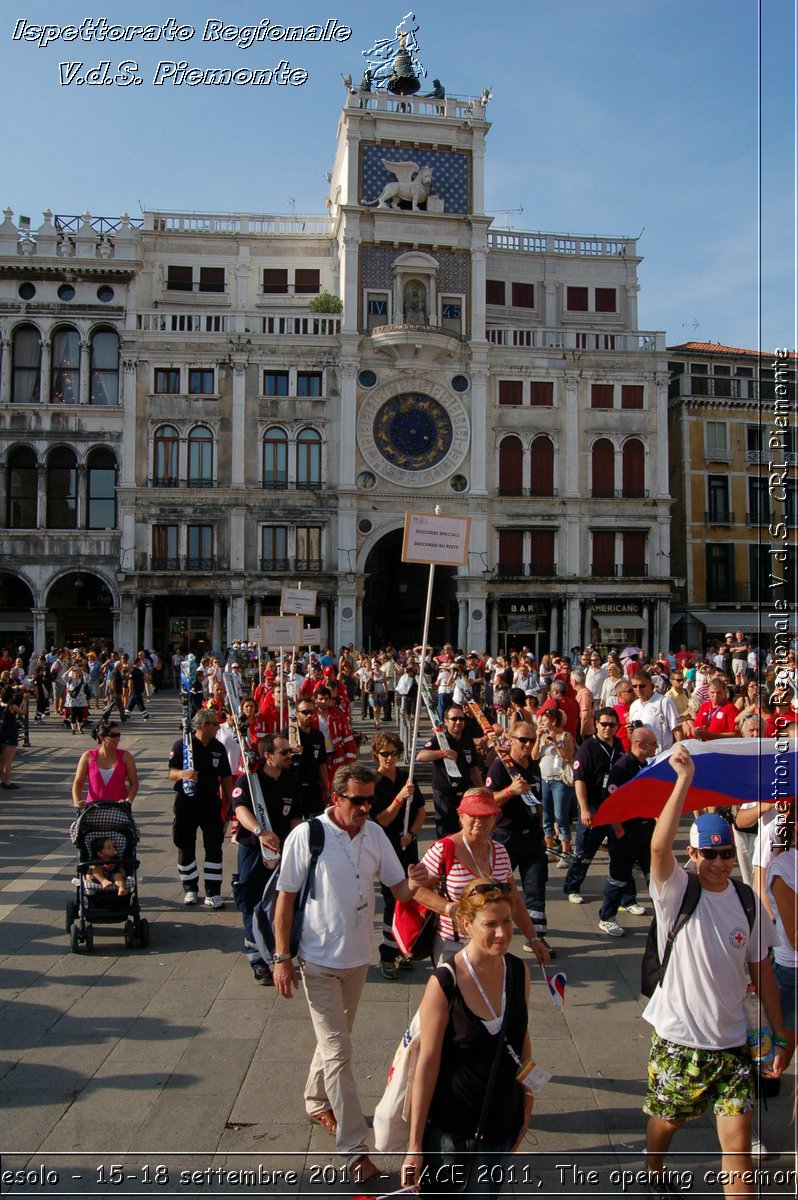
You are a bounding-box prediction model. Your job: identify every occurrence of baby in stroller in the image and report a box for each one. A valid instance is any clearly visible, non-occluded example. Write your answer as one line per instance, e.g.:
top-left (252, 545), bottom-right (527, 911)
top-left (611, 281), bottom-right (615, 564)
top-left (86, 836), bottom-right (129, 896)
top-left (67, 800), bottom-right (148, 950)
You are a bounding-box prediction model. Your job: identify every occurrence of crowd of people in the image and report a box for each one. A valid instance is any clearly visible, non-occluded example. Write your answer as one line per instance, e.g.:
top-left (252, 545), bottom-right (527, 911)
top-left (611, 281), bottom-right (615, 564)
top-left (4, 631), bottom-right (796, 1195)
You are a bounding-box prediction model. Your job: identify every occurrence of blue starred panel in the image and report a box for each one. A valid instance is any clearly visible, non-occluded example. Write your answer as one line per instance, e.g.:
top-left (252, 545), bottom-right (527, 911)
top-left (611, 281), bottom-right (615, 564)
top-left (361, 246), bottom-right (469, 294)
top-left (361, 144), bottom-right (470, 215)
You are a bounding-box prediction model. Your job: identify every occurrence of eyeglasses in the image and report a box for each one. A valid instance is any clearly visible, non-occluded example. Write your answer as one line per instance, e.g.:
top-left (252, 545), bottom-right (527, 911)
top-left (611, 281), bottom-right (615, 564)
top-left (512, 736), bottom-right (534, 744)
top-left (632, 683), bottom-right (651, 690)
top-left (697, 848), bottom-right (736, 861)
top-left (466, 880), bottom-right (513, 897)
top-left (273, 748), bottom-right (293, 757)
top-left (338, 794), bottom-right (373, 806)
top-left (378, 750), bottom-right (399, 758)
top-left (597, 721), bottom-right (618, 728)
top-left (447, 716), bottom-right (465, 722)
top-left (297, 710), bottom-right (315, 716)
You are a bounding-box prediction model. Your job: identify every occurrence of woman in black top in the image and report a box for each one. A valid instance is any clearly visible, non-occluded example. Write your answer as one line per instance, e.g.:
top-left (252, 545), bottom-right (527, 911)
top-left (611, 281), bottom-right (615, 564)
top-left (403, 878), bottom-right (533, 1196)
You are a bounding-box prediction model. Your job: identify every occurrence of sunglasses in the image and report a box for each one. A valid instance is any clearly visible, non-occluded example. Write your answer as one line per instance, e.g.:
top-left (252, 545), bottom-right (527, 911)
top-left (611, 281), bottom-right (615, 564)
top-left (632, 683), bottom-right (651, 690)
top-left (378, 750), bottom-right (400, 758)
top-left (697, 848), bottom-right (736, 861)
top-left (297, 710), bottom-right (315, 716)
top-left (339, 794), bottom-right (373, 806)
top-left (273, 748), bottom-right (293, 757)
top-left (597, 721), bottom-right (618, 728)
top-left (447, 716), bottom-right (465, 722)
top-left (466, 880), bottom-right (513, 897)
top-left (512, 736), bottom-right (534, 744)
top-left (104, 732), bottom-right (122, 739)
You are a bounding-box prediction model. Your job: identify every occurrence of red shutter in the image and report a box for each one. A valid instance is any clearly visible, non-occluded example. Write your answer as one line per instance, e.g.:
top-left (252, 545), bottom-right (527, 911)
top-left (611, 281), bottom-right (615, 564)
top-left (529, 530), bottom-right (555, 576)
top-left (511, 282), bottom-right (534, 308)
top-left (529, 436), bottom-right (554, 496)
top-left (498, 380), bottom-right (523, 405)
top-left (591, 384), bottom-right (614, 409)
top-left (499, 530), bottom-right (524, 575)
top-left (498, 436), bottom-right (523, 495)
top-left (622, 531), bottom-right (646, 576)
top-left (622, 440), bottom-right (645, 498)
top-left (529, 381), bottom-right (553, 406)
top-left (595, 287), bottom-right (616, 312)
top-left (621, 385), bottom-right (644, 409)
top-left (591, 439), bottom-right (614, 497)
top-left (486, 279), bottom-right (506, 305)
top-left (592, 531), bottom-right (615, 576)
top-left (566, 286), bottom-right (588, 311)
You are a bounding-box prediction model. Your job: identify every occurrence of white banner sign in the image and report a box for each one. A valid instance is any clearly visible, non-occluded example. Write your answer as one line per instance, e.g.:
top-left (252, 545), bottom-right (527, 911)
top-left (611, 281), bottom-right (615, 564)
top-left (402, 511), bottom-right (471, 567)
top-left (260, 615), bottom-right (303, 646)
top-left (302, 627), bottom-right (322, 645)
top-left (247, 627), bottom-right (261, 641)
top-left (281, 587), bottom-right (317, 616)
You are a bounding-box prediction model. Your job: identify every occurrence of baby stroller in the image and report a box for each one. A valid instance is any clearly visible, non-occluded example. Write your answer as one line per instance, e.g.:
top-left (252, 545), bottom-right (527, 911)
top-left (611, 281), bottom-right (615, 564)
top-left (67, 801), bottom-right (149, 952)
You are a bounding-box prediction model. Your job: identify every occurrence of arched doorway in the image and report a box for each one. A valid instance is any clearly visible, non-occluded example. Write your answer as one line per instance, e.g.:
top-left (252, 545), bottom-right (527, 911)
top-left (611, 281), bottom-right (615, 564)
top-left (362, 529), bottom-right (458, 651)
top-left (0, 573), bottom-right (36, 654)
top-left (45, 572), bottom-right (114, 647)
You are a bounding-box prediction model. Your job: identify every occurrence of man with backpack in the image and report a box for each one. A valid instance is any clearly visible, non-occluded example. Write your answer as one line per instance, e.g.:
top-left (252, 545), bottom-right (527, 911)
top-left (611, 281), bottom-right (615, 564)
top-left (641, 745), bottom-right (788, 1199)
top-left (271, 763), bottom-right (431, 1185)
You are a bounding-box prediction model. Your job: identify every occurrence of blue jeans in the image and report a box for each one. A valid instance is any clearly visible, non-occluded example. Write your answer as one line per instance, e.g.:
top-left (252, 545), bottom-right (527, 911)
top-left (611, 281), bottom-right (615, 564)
top-left (541, 778), bottom-right (573, 844)
top-left (773, 961), bottom-right (797, 1031)
top-left (421, 1122), bottom-right (514, 1197)
top-left (563, 815), bottom-right (637, 919)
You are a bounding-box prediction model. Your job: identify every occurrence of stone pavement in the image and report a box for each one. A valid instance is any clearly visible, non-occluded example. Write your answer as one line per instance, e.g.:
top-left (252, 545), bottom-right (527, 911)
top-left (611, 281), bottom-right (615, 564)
top-left (0, 694), bottom-right (794, 1197)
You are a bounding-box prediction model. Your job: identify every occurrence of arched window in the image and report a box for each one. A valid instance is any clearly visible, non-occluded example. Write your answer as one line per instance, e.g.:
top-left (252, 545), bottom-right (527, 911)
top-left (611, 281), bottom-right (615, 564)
top-left (50, 326), bottom-right (81, 404)
top-left (47, 447), bottom-right (78, 528)
top-left (621, 439), bottom-right (645, 498)
top-left (498, 436), bottom-right (523, 496)
top-left (187, 426), bottom-right (214, 488)
top-left (86, 448), bottom-right (117, 529)
top-left (296, 428), bottom-right (322, 489)
top-left (7, 446), bottom-right (37, 528)
top-left (591, 438), bottom-right (615, 498)
top-left (529, 435), bottom-right (554, 497)
top-left (153, 425), bottom-right (179, 487)
top-left (90, 327), bottom-right (119, 405)
top-left (262, 427), bottom-right (288, 489)
top-left (12, 325), bottom-right (41, 404)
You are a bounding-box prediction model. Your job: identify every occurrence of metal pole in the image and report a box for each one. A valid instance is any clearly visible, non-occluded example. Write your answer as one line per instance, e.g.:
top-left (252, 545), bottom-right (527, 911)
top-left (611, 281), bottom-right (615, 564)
top-left (405, 562), bottom-right (435, 833)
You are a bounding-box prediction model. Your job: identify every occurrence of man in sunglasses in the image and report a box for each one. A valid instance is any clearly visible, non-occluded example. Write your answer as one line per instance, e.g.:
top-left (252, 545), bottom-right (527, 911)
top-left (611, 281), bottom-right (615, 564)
top-left (272, 763), bottom-right (430, 1185)
top-left (628, 670), bottom-right (683, 755)
top-left (232, 733), bottom-right (301, 985)
top-left (485, 721), bottom-right (552, 955)
top-left (167, 708), bottom-right (233, 907)
top-left (417, 705), bottom-right (483, 837)
top-left (642, 746), bottom-right (787, 1199)
top-left (283, 700), bottom-right (329, 819)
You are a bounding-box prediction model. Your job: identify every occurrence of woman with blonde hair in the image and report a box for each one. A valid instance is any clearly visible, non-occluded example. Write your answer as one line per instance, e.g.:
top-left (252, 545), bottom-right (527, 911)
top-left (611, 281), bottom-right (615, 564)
top-left (402, 877), bottom-right (534, 1196)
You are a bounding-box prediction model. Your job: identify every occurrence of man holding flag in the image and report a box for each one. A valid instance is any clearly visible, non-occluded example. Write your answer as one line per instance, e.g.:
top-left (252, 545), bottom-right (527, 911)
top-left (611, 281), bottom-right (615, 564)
top-left (641, 745), bottom-right (788, 1200)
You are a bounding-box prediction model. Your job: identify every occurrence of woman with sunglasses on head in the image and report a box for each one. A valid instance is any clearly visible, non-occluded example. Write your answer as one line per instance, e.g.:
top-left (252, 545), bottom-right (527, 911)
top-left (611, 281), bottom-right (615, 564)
top-left (402, 877), bottom-right (534, 1197)
top-left (414, 789), bottom-right (549, 966)
top-left (371, 731), bottom-right (427, 979)
top-left (71, 719), bottom-right (139, 811)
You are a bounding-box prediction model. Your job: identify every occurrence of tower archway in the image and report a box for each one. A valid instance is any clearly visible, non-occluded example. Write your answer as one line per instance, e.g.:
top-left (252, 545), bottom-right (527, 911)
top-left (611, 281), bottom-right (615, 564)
top-left (362, 528), bottom-right (457, 651)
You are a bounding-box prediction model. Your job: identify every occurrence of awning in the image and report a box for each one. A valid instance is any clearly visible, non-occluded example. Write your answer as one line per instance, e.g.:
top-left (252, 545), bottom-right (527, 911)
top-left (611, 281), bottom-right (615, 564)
top-left (594, 615), bottom-right (646, 629)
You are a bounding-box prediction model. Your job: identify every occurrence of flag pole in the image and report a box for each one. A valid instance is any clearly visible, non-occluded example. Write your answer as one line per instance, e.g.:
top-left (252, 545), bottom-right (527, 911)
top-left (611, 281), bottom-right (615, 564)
top-left (405, 561), bottom-right (435, 835)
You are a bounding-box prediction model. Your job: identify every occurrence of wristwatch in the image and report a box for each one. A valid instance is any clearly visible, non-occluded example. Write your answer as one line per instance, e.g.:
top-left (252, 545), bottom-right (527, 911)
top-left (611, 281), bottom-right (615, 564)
top-left (252, 825), bottom-right (263, 837)
top-left (272, 953), bottom-right (293, 963)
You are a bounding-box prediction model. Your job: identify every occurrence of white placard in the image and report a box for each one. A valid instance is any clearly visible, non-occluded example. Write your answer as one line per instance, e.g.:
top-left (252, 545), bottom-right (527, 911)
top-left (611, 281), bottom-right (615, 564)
top-left (302, 627), bottom-right (322, 645)
top-left (402, 511), bottom-right (471, 567)
top-left (281, 587), bottom-right (317, 616)
top-left (260, 615), bottom-right (303, 646)
top-left (247, 627), bottom-right (260, 641)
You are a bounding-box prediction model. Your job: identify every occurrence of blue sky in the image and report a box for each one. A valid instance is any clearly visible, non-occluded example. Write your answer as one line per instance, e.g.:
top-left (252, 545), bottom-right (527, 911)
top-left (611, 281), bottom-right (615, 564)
top-left (2, 0), bottom-right (794, 351)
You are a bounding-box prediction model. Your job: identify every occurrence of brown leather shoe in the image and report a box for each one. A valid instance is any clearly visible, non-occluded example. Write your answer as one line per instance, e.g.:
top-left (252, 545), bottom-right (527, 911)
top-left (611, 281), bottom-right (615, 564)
top-left (350, 1156), bottom-right (381, 1183)
top-left (308, 1109), bottom-right (337, 1136)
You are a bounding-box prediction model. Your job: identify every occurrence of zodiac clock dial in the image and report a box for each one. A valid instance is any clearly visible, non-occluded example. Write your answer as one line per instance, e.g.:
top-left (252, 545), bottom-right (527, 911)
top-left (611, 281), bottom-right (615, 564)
top-left (373, 393), bottom-right (453, 470)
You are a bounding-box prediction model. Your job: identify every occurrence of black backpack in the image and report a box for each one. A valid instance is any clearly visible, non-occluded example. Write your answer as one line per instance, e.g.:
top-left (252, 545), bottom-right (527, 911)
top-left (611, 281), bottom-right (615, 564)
top-left (641, 873), bottom-right (756, 997)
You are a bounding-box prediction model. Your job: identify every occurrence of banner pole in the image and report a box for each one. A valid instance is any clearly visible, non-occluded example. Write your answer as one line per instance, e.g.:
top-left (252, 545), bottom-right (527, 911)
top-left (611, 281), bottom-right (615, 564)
top-left (405, 561), bottom-right (435, 834)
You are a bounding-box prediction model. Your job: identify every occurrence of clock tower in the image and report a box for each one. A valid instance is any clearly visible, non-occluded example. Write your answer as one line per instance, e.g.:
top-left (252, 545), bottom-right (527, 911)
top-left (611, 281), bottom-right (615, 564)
top-left (327, 59), bottom-right (493, 646)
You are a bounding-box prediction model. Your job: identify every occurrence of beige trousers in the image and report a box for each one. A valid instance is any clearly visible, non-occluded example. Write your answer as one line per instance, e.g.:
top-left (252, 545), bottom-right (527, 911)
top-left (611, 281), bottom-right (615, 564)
top-left (302, 959), bottom-right (370, 1162)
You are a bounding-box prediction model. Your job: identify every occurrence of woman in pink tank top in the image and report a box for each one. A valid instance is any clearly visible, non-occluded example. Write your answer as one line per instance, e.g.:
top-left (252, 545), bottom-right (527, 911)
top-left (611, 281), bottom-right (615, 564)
top-left (71, 719), bottom-right (139, 811)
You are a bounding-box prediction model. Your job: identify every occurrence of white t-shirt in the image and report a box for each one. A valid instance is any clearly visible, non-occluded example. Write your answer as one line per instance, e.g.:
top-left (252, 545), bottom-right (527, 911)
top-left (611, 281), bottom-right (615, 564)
top-left (643, 862), bottom-right (774, 1050)
top-left (751, 804), bottom-right (778, 870)
top-left (766, 849), bottom-right (798, 968)
top-left (628, 694), bottom-right (681, 752)
top-left (277, 811), bottom-right (405, 969)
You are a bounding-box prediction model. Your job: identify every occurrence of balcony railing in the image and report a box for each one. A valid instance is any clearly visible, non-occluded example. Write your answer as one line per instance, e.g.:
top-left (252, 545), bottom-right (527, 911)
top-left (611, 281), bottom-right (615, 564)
top-left (145, 210), bottom-right (332, 235)
top-left (745, 511), bottom-right (771, 525)
top-left (591, 563), bottom-right (649, 578)
top-left (136, 310), bottom-right (341, 337)
top-left (496, 563), bottom-right (558, 579)
top-left (497, 488), bottom-right (559, 498)
top-left (186, 480), bottom-right (215, 490)
top-left (184, 557), bottom-right (216, 572)
top-left (149, 557), bottom-right (180, 572)
top-left (149, 556), bottom-right (217, 572)
top-left (487, 230), bottom-right (638, 258)
top-left (705, 510), bottom-right (735, 525)
top-left (151, 476), bottom-right (180, 489)
top-left (261, 480), bottom-right (324, 491)
top-left (706, 583), bottom-right (751, 605)
top-left (259, 558), bottom-right (324, 573)
top-left (487, 327), bottom-right (664, 352)
top-left (704, 449), bottom-right (733, 463)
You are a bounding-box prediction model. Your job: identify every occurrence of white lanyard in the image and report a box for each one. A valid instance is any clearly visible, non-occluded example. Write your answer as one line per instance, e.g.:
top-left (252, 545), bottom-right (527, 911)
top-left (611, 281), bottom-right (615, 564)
top-left (461, 837), bottom-right (494, 878)
top-left (462, 950), bottom-right (507, 1030)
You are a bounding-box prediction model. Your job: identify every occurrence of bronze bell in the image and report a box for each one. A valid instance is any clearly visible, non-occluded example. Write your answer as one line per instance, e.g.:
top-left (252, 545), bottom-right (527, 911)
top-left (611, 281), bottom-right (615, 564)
top-left (387, 33), bottom-right (420, 96)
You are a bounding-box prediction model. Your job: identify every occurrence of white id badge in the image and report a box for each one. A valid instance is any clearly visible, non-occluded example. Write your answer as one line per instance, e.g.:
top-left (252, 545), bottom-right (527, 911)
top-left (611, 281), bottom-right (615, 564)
top-left (355, 900), bottom-right (368, 927)
top-left (516, 1060), bottom-right (553, 1096)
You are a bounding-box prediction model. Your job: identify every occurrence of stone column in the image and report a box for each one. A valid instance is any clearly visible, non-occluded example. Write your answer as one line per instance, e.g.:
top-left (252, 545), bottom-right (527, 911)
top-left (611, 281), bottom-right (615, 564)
top-left (230, 360), bottom-right (247, 486)
top-left (565, 597), bottom-right (580, 650)
top-left (562, 373), bottom-right (580, 497)
top-left (582, 604), bottom-right (593, 648)
top-left (142, 597), bottom-right (153, 651)
top-left (32, 608), bottom-right (48, 653)
top-left (76, 463), bottom-right (87, 529)
top-left (658, 597), bottom-right (670, 652)
top-left (489, 599), bottom-right (499, 657)
top-left (457, 599), bottom-right (467, 651)
top-left (0, 338), bottom-right (10, 405)
top-left (229, 594), bottom-right (247, 641)
top-left (469, 363), bottom-right (488, 493)
top-left (338, 360), bottom-right (357, 490)
top-left (642, 602), bottom-right (651, 654)
top-left (319, 599), bottom-right (330, 647)
top-left (40, 336), bottom-right (51, 406)
top-left (549, 600), bottom-right (560, 651)
top-left (212, 597), bottom-right (222, 655)
top-left (112, 607), bottom-right (122, 650)
top-left (120, 358), bottom-right (138, 487)
top-left (467, 594), bottom-right (487, 653)
top-left (36, 464), bottom-right (46, 527)
top-left (79, 339), bottom-right (90, 405)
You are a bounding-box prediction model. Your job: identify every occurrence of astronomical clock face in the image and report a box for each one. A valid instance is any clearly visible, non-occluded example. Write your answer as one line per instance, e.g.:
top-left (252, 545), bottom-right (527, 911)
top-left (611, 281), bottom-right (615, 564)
top-left (373, 393), bottom-right (452, 470)
top-left (357, 378), bottom-right (470, 487)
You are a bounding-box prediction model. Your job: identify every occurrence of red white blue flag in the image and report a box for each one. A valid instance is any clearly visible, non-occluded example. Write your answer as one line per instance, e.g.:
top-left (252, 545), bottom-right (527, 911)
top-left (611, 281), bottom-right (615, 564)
top-left (542, 967), bottom-right (567, 1010)
top-left (596, 738), bottom-right (796, 826)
